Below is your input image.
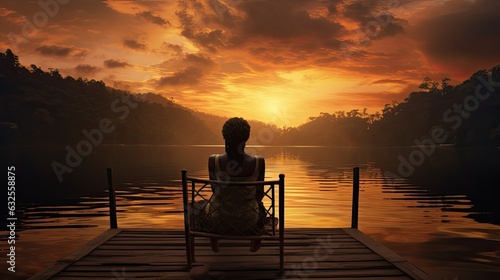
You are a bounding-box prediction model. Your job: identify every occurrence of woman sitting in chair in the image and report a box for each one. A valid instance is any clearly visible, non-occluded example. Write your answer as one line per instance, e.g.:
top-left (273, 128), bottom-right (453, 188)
top-left (205, 117), bottom-right (266, 252)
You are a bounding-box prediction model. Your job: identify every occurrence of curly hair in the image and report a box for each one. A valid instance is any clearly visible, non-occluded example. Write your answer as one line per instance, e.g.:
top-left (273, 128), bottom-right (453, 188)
top-left (222, 117), bottom-right (250, 145)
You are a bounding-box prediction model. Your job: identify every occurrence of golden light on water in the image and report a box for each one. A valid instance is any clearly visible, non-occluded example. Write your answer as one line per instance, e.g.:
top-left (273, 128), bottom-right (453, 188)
top-left (12, 146), bottom-right (500, 280)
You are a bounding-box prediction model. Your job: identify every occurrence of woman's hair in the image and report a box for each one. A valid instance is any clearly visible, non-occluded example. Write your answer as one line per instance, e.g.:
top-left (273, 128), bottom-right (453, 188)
top-left (222, 117), bottom-right (250, 145)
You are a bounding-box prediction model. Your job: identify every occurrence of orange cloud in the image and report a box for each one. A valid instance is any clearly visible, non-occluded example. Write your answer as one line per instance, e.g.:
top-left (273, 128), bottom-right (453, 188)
top-left (0, 0), bottom-right (496, 127)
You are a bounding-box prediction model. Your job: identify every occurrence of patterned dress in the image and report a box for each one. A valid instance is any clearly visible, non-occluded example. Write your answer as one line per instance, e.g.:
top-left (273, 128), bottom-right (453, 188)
top-left (203, 154), bottom-right (263, 235)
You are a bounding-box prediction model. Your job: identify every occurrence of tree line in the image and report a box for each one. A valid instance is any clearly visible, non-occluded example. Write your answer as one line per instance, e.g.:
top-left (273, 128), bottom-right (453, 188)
top-left (1, 49), bottom-right (499, 147)
top-left (0, 49), bottom-right (217, 146)
top-left (277, 68), bottom-right (500, 146)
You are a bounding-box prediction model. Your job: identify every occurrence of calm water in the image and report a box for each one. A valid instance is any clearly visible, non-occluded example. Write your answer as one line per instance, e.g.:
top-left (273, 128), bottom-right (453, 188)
top-left (1, 145), bottom-right (500, 280)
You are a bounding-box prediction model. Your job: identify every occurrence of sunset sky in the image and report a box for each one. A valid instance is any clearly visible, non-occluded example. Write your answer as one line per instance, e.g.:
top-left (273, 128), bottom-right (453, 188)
top-left (1, 0), bottom-right (499, 127)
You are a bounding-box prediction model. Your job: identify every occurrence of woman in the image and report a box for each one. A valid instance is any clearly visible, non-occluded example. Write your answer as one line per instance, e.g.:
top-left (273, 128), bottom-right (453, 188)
top-left (206, 117), bottom-right (266, 252)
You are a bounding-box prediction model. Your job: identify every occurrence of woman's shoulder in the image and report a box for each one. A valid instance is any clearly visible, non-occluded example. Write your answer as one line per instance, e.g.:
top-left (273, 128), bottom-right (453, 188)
top-left (254, 155), bottom-right (265, 161)
top-left (209, 153), bottom-right (225, 160)
top-left (251, 155), bottom-right (265, 168)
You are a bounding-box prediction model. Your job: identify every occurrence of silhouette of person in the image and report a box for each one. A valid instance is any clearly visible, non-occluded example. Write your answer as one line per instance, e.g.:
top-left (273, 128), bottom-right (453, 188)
top-left (206, 117), bottom-right (266, 252)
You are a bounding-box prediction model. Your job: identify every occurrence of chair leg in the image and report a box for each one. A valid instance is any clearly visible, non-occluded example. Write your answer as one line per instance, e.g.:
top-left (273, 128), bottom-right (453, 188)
top-left (185, 232), bottom-right (192, 270)
top-left (280, 240), bottom-right (284, 275)
top-left (190, 236), bottom-right (196, 263)
top-left (250, 239), bottom-right (261, 252)
top-left (210, 238), bottom-right (220, 253)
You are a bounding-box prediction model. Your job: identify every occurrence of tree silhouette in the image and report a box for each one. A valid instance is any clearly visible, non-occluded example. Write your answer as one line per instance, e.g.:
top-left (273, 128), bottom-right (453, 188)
top-left (2, 49), bottom-right (499, 147)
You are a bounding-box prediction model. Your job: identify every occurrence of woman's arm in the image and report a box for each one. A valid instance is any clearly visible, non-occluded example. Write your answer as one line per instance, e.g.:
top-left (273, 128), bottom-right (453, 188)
top-left (208, 154), bottom-right (217, 192)
top-left (255, 156), bottom-right (265, 201)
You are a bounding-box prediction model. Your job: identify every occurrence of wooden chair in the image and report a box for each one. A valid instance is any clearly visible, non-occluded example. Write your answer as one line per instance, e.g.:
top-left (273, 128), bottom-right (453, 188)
top-left (181, 169), bottom-right (285, 274)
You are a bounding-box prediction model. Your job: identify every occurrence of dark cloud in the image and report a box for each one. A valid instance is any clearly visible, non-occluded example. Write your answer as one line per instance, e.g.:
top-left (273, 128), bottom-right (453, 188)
top-left (376, 16), bottom-right (406, 38)
top-left (342, 0), bottom-right (413, 20)
top-left (35, 45), bottom-right (87, 57)
top-left (137, 11), bottom-right (171, 27)
top-left (35, 45), bottom-right (73, 57)
top-left (164, 43), bottom-right (183, 54)
top-left (74, 64), bottom-right (98, 75)
top-left (343, 0), bottom-right (407, 40)
top-left (176, 6), bottom-right (227, 52)
top-left (184, 53), bottom-right (215, 68)
top-left (123, 39), bottom-right (147, 51)
top-left (174, 0), bottom-right (409, 69)
top-left (371, 79), bottom-right (407, 85)
top-left (103, 59), bottom-right (130, 68)
top-left (414, 0), bottom-right (500, 74)
top-left (239, 0), bottom-right (344, 46)
top-left (176, 0), bottom-right (346, 54)
top-left (343, 0), bottom-right (376, 21)
top-left (325, 0), bottom-right (344, 14)
top-left (187, 29), bottom-right (226, 52)
top-left (156, 53), bottom-right (215, 87)
top-left (157, 66), bottom-right (204, 87)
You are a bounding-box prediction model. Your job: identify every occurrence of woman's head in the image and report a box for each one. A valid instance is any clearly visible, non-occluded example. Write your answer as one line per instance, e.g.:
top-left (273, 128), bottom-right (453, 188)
top-left (222, 117), bottom-right (250, 147)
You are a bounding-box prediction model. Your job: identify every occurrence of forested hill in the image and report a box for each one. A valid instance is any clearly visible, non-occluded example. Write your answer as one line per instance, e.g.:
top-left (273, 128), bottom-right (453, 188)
top-left (0, 49), bottom-right (218, 146)
top-left (121, 67), bottom-right (500, 147)
top-left (1, 49), bottom-right (499, 147)
top-left (279, 66), bottom-right (500, 147)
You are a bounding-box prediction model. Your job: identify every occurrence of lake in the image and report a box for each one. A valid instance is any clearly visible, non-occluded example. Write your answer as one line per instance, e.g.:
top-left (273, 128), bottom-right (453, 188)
top-left (2, 145), bottom-right (500, 280)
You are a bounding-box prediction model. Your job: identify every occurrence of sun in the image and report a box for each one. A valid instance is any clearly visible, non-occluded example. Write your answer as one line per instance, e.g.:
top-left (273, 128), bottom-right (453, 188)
top-left (261, 98), bottom-right (290, 127)
top-left (267, 101), bottom-right (280, 115)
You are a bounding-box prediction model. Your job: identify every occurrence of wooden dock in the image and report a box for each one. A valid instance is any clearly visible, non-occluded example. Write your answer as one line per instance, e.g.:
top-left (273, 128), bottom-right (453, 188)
top-left (29, 168), bottom-right (436, 279)
top-left (28, 227), bottom-right (435, 280)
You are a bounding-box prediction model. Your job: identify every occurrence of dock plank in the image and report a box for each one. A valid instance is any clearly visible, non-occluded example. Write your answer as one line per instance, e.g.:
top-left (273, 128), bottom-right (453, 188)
top-left (28, 228), bottom-right (436, 280)
top-left (27, 228), bottom-right (121, 280)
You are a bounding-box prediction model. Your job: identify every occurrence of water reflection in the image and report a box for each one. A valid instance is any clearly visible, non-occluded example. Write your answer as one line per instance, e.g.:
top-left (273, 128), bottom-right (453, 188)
top-left (2, 146), bottom-right (500, 280)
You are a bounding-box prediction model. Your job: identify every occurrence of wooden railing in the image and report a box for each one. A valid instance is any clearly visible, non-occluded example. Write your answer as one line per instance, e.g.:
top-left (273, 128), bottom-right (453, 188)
top-left (106, 168), bottom-right (118, 229)
top-left (106, 166), bottom-right (360, 230)
top-left (351, 167), bottom-right (360, 229)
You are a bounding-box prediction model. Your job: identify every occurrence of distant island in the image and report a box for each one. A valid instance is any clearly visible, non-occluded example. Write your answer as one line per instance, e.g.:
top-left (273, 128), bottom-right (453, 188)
top-left (1, 49), bottom-right (499, 147)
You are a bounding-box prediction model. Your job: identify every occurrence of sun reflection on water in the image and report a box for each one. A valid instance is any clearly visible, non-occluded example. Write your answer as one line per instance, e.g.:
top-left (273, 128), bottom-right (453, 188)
top-left (5, 146), bottom-right (500, 280)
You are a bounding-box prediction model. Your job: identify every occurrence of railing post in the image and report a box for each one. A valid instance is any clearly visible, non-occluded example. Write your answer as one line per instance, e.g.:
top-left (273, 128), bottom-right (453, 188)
top-left (351, 167), bottom-right (359, 229)
top-left (107, 168), bottom-right (118, 229)
top-left (181, 169), bottom-right (192, 269)
top-left (279, 173), bottom-right (285, 275)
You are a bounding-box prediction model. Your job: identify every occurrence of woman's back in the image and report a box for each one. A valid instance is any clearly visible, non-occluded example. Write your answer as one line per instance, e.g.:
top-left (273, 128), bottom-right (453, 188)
top-left (206, 154), bottom-right (263, 235)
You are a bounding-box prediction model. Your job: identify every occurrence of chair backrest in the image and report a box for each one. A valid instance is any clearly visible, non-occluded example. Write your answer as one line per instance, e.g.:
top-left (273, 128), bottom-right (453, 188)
top-left (181, 169), bottom-right (285, 238)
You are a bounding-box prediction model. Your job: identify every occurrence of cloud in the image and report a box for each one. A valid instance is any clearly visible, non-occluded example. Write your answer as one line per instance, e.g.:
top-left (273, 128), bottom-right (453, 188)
top-left (239, 0), bottom-right (344, 42)
top-left (74, 64), bottom-right (99, 75)
top-left (137, 11), bottom-right (171, 27)
top-left (163, 43), bottom-right (183, 54)
top-left (156, 53), bottom-right (216, 87)
top-left (35, 45), bottom-right (87, 58)
top-left (342, 0), bottom-right (407, 40)
top-left (0, 7), bottom-right (19, 20)
top-left (176, 5), bottom-right (227, 52)
top-left (175, 0), bottom-right (346, 55)
top-left (173, 0), bottom-right (411, 71)
top-left (371, 79), bottom-right (407, 85)
top-left (123, 39), bottom-right (147, 51)
top-left (413, 0), bottom-right (500, 76)
top-left (157, 66), bottom-right (204, 87)
top-left (104, 59), bottom-right (130, 68)
top-left (184, 53), bottom-right (215, 68)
